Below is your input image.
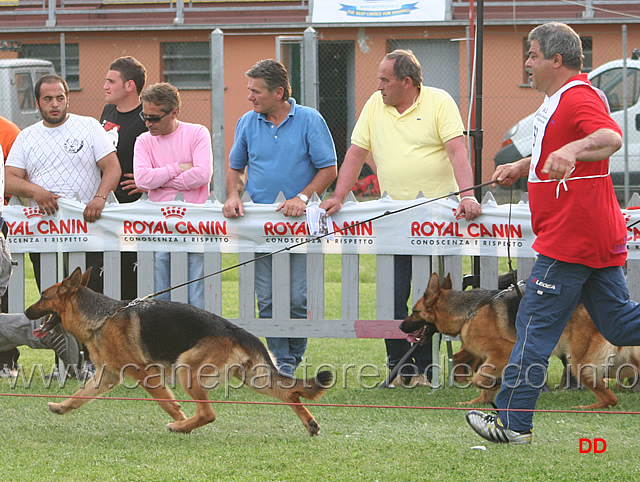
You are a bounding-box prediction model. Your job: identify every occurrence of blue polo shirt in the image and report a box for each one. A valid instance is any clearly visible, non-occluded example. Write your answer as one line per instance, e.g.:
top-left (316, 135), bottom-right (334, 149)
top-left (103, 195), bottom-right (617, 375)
top-left (229, 98), bottom-right (337, 204)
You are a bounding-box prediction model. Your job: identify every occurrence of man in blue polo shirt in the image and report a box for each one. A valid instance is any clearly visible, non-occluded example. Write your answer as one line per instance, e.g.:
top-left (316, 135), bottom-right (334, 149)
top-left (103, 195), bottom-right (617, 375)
top-left (223, 59), bottom-right (337, 376)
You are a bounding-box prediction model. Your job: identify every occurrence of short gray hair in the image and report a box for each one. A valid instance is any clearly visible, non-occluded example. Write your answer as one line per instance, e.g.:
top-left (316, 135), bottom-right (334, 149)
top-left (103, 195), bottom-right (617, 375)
top-left (529, 22), bottom-right (583, 71)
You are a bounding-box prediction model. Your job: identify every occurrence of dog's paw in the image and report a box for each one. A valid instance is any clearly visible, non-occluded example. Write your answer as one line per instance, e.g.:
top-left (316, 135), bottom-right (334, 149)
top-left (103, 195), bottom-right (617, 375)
top-left (48, 402), bottom-right (70, 414)
top-left (166, 422), bottom-right (192, 434)
top-left (307, 419), bottom-right (320, 436)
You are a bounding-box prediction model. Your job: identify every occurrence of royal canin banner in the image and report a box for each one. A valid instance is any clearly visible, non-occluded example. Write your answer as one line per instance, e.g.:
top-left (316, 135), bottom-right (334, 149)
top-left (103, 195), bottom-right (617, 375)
top-left (4, 195), bottom-right (640, 258)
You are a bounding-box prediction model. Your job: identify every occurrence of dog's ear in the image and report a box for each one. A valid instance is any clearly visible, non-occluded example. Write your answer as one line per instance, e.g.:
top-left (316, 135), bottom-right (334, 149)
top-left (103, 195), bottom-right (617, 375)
top-left (59, 267), bottom-right (84, 294)
top-left (442, 274), bottom-right (452, 290)
top-left (425, 272), bottom-right (440, 302)
top-left (81, 267), bottom-right (93, 287)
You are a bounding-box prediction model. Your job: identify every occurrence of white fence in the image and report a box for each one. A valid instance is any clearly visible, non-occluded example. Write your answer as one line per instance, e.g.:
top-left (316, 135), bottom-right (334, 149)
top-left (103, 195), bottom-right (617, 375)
top-left (6, 192), bottom-right (640, 347)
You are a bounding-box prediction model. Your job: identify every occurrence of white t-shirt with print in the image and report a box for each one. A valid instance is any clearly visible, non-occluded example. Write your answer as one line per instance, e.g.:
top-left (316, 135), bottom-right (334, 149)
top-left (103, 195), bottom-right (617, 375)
top-left (6, 114), bottom-right (115, 204)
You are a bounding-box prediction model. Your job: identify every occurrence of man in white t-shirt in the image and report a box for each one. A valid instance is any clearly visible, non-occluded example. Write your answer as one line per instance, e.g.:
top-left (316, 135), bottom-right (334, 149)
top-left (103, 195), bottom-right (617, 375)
top-left (0, 122), bottom-right (81, 378)
top-left (5, 74), bottom-right (120, 378)
top-left (5, 74), bottom-right (121, 293)
top-left (6, 74), bottom-right (120, 217)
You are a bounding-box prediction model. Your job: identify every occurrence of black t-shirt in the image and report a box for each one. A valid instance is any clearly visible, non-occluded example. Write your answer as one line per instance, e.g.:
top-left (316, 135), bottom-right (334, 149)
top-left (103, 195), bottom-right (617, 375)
top-left (100, 103), bottom-right (148, 203)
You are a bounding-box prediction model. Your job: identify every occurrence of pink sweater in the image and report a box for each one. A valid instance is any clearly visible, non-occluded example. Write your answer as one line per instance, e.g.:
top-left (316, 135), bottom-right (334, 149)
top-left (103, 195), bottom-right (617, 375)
top-left (134, 121), bottom-right (213, 203)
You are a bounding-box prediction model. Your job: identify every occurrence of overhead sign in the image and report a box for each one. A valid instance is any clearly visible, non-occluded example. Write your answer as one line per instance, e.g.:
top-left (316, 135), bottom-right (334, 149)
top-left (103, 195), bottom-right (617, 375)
top-left (310, 0), bottom-right (446, 23)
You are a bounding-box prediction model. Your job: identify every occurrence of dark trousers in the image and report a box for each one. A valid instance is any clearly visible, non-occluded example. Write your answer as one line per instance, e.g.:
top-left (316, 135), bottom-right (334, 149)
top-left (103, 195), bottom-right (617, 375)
top-left (385, 255), bottom-right (434, 380)
top-left (30, 252), bottom-right (104, 294)
top-left (497, 255), bottom-right (640, 432)
top-left (120, 251), bottom-right (138, 300)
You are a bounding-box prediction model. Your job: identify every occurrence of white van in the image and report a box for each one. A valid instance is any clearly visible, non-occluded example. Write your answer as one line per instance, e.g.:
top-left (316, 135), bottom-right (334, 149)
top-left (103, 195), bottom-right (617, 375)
top-left (494, 52), bottom-right (640, 192)
top-left (0, 58), bottom-right (56, 129)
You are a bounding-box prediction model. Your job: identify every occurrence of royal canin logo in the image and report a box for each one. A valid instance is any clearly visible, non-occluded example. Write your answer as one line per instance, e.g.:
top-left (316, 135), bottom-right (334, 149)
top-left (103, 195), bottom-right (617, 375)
top-left (23, 207), bottom-right (44, 219)
top-left (161, 207), bottom-right (187, 219)
top-left (533, 278), bottom-right (556, 290)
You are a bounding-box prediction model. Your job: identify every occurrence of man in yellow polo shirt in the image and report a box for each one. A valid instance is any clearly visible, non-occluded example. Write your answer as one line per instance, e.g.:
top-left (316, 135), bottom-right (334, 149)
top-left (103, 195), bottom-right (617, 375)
top-left (321, 49), bottom-right (481, 387)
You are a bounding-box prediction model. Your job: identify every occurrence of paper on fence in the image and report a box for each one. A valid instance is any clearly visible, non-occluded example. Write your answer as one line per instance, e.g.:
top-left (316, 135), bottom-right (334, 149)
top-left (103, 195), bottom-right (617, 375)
top-left (305, 205), bottom-right (334, 240)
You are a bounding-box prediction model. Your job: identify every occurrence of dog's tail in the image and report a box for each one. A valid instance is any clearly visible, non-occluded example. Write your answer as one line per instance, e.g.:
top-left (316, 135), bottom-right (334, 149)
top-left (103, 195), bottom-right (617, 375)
top-left (243, 362), bottom-right (333, 403)
top-left (240, 354), bottom-right (333, 435)
top-left (290, 370), bottom-right (333, 401)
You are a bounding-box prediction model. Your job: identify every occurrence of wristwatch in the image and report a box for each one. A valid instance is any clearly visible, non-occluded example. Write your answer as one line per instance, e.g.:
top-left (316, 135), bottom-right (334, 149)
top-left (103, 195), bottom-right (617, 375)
top-left (296, 193), bottom-right (309, 204)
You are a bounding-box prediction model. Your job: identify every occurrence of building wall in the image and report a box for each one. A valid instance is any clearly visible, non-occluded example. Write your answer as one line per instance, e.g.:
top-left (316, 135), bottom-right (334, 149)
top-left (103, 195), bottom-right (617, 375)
top-left (1, 23), bottom-right (638, 186)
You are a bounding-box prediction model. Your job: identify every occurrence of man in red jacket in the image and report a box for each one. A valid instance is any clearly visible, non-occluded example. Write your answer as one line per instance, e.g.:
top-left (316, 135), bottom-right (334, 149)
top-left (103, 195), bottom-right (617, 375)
top-left (466, 21), bottom-right (640, 445)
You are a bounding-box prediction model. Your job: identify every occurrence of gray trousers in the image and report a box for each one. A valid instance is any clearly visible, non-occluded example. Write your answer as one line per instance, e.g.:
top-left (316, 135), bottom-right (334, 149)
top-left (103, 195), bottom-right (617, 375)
top-left (0, 313), bottom-right (48, 352)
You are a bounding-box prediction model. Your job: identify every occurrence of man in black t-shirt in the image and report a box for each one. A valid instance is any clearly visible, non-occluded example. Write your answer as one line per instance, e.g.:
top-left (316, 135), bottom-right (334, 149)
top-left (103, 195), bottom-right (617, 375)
top-left (100, 56), bottom-right (148, 301)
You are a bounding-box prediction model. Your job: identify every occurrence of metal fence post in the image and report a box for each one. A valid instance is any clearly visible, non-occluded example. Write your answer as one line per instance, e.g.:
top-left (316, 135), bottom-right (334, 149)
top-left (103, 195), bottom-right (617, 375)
top-left (210, 28), bottom-right (226, 201)
top-left (174, 0), bottom-right (185, 25)
top-left (303, 27), bottom-right (318, 109)
top-left (60, 33), bottom-right (66, 80)
top-left (46, 0), bottom-right (56, 27)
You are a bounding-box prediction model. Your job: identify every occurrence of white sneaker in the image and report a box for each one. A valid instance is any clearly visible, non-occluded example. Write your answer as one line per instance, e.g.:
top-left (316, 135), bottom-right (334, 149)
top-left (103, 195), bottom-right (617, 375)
top-left (466, 410), bottom-right (533, 445)
top-left (0, 366), bottom-right (18, 379)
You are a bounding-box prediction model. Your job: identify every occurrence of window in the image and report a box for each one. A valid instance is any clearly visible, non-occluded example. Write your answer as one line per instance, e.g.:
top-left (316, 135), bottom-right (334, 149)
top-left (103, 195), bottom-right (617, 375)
top-left (19, 43), bottom-right (80, 90)
top-left (591, 67), bottom-right (640, 113)
top-left (162, 42), bottom-right (210, 89)
top-left (276, 36), bottom-right (302, 102)
top-left (16, 72), bottom-right (35, 112)
top-left (521, 36), bottom-right (593, 85)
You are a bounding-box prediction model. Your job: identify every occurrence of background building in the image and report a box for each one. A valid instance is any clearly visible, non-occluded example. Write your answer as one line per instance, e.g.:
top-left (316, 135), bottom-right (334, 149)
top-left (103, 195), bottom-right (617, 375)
top-left (1, 0), bottom-right (638, 198)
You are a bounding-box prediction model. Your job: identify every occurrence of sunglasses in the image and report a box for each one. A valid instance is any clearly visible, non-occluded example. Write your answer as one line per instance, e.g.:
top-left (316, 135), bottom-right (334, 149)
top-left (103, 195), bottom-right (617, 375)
top-left (139, 110), bottom-right (171, 123)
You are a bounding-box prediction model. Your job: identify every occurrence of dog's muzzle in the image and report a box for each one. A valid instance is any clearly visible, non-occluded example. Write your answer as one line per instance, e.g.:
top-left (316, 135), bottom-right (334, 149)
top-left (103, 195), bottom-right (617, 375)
top-left (32, 313), bottom-right (62, 339)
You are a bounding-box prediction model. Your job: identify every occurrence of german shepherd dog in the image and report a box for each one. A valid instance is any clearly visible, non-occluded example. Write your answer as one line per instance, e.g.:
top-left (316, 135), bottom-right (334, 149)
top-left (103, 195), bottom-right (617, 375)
top-left (399, 272), bottom-right (640, 409)
top-left (25, 267), bottom-right (333, 435)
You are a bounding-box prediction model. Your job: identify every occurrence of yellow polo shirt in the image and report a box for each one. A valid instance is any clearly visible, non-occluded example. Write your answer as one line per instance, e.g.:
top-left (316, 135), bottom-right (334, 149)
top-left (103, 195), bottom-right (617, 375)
top-left (351, 86), bottom-right (465, 200)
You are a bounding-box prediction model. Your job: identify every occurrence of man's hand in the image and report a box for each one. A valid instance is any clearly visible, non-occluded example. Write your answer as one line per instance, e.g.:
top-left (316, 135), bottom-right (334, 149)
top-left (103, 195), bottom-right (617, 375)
top-left (541, 148), bottom-right (576, 180)
top-left (319, 196), bottom-right (342, 216)
top-left (223, 195), bottom-right (244, 218)
top-left (276, 197), bottom-right (306, 217)
top-left (454, 197), bottom-right (482, 221)
top-left (121, 173), bottom-right (147, 196)
top-left (492, 158), bottom-right (530, 187)
top-left (84, 197), bottom-right (105, 222)
top-left (33, 187), bottom-right (61, 216)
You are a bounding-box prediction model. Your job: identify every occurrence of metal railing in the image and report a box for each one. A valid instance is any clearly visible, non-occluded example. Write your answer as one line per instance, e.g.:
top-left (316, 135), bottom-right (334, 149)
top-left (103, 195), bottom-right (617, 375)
top-left (0, 0), bottom-right (310, 27)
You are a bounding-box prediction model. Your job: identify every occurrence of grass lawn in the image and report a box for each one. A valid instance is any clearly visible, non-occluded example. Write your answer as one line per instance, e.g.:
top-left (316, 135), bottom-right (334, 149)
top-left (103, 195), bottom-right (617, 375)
top-left (2, 256), bottom-right (638, 480)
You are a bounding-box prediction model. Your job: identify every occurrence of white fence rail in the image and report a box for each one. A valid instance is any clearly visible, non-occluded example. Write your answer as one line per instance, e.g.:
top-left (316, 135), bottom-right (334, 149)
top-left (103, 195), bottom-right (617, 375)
top-left (6, 193), bottom-right (640, 340)
top-left (10, 249), bottom-right (532, 338)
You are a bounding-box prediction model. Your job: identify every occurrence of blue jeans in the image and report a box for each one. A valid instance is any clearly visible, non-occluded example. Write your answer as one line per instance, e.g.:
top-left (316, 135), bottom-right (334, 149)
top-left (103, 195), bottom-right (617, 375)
top-left (154, 252), bottom-right (204, 309)
top-left (254, 253), bottom-right (307, 376)
top-left (496, 255), bottom-right (640, 432)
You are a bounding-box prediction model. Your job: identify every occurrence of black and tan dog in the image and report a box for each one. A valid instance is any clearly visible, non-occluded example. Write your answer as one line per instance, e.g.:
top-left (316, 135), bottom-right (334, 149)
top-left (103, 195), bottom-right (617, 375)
top-left (25, 267), bottom-right (332, 435)
top-left (399, 272), bottom-right (640, 409)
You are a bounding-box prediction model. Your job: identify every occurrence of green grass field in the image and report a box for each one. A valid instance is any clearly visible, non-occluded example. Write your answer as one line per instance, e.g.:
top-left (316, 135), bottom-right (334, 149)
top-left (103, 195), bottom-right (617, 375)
top-left (2, 256), bottom-right (639, 480)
